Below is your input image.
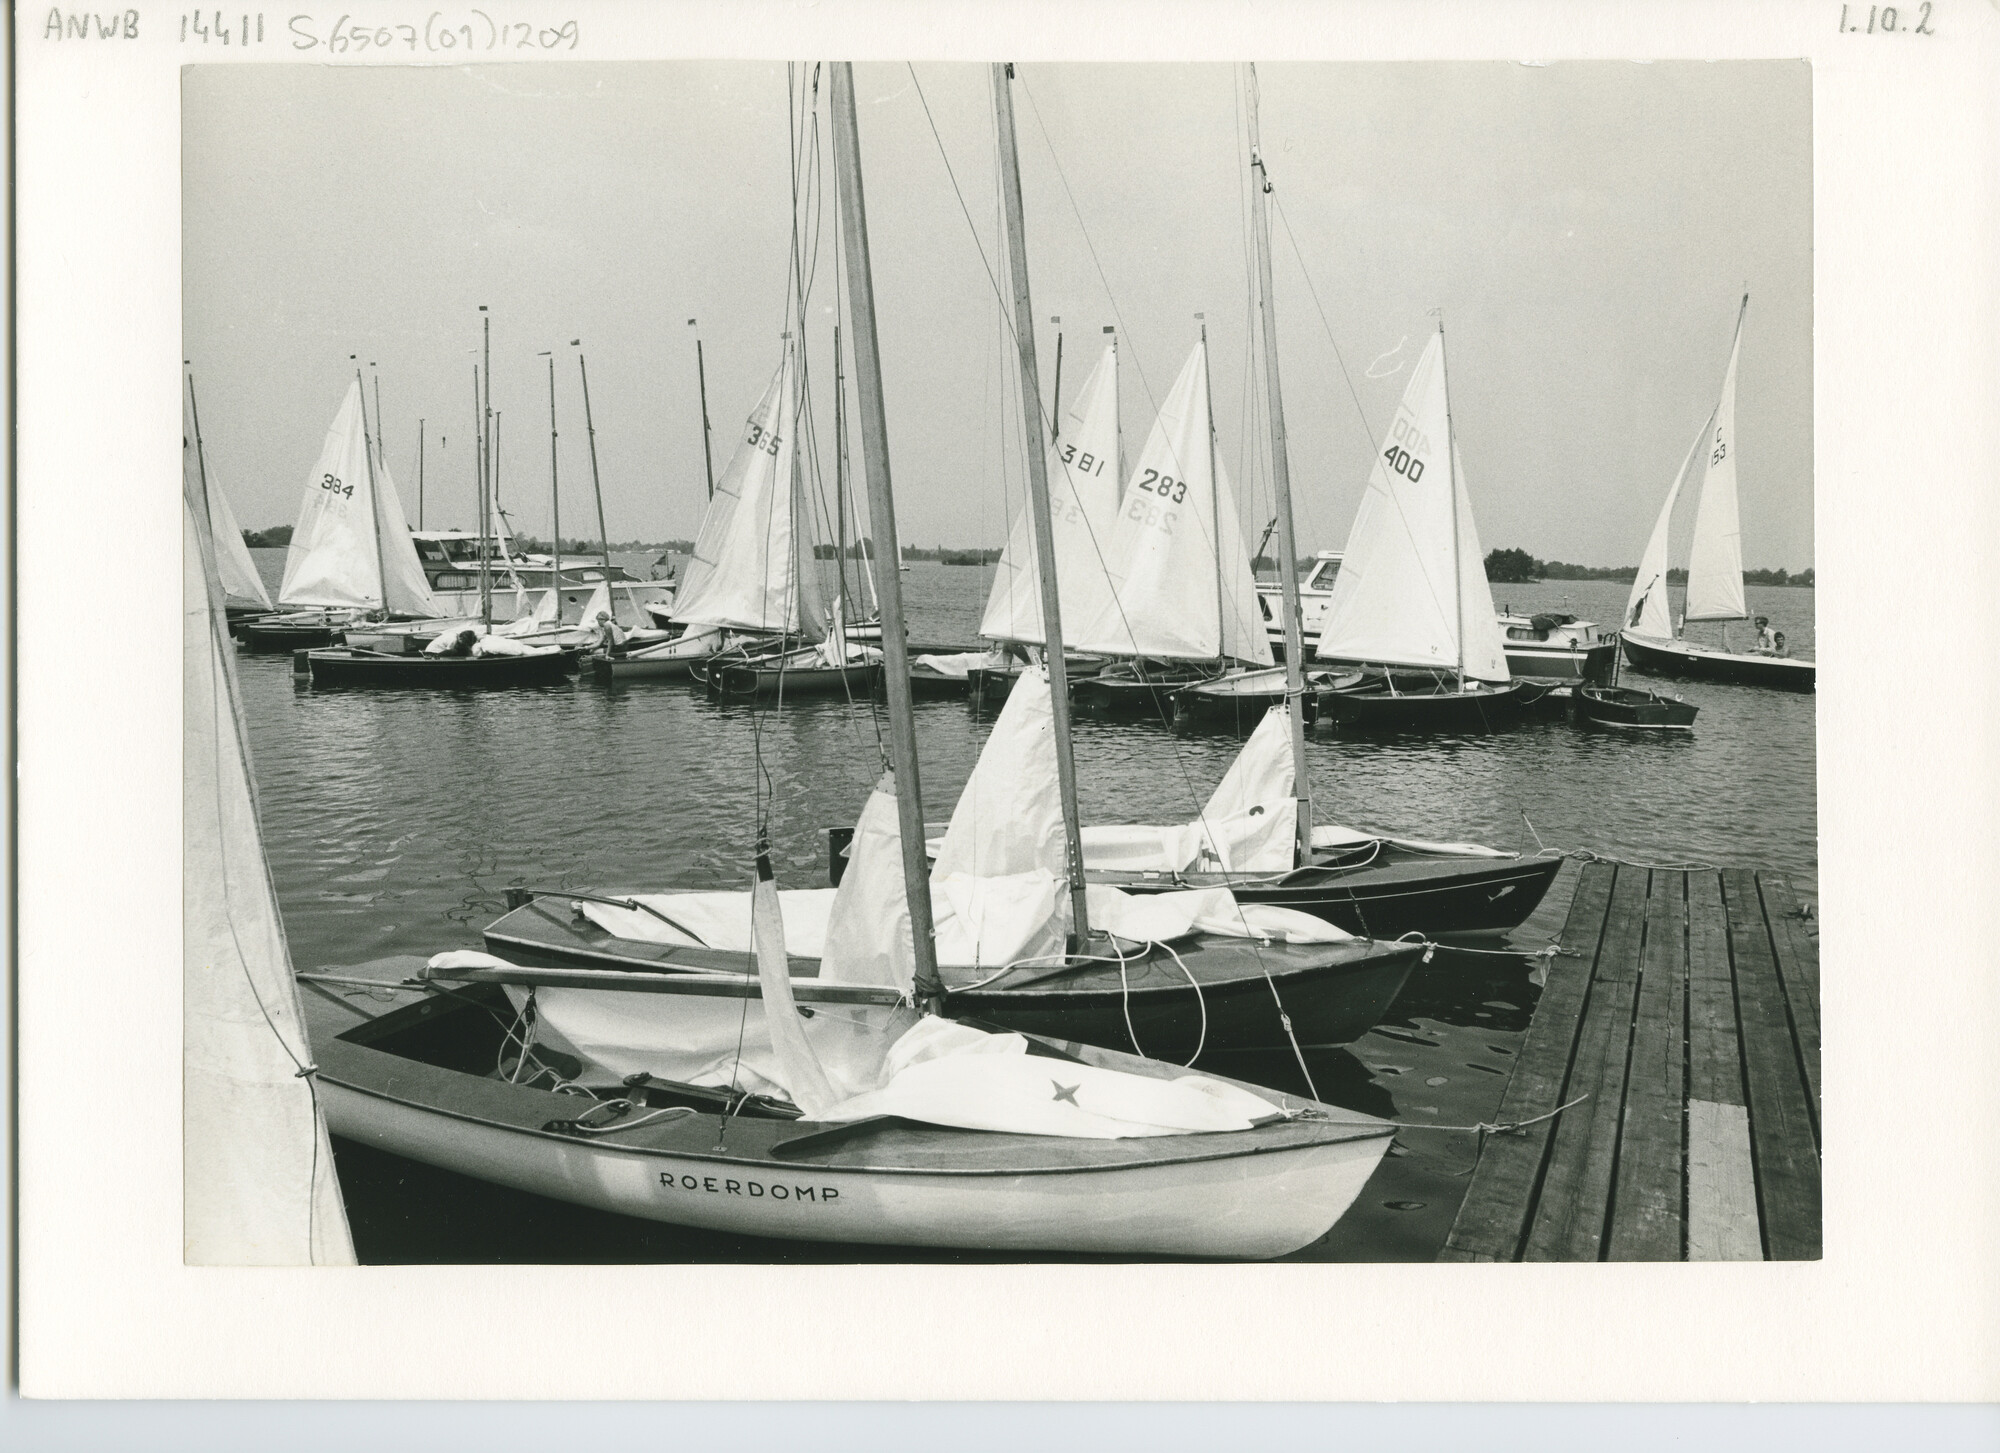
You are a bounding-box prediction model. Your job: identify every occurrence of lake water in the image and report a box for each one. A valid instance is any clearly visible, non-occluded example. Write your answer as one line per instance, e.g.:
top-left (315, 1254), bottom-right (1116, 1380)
top-left (241, 551), bottom-right (1816, 1262)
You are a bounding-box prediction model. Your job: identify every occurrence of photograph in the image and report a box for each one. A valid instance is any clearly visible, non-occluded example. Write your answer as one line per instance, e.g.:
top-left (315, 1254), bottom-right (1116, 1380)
top-left (182, 53), bottom-right (1817, 1268)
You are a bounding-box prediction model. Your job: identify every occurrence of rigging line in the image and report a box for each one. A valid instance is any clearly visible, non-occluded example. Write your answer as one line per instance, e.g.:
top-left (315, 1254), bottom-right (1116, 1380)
top-left (1014, 72), bottom-right (1161, 419)
top-left (1270, 193), bottom-right (1377, 452)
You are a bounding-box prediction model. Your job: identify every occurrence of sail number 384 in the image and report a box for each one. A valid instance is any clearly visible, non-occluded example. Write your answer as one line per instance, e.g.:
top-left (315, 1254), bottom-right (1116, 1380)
top-left (319, 472), bottom-right (353, 498)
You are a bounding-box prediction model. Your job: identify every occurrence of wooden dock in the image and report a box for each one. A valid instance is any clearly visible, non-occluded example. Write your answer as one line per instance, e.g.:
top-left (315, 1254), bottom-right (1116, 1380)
top-left (1440, 861), bottom-right (1820, 1262)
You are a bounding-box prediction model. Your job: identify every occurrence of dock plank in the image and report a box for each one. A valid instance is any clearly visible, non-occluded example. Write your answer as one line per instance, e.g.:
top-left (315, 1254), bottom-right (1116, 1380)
top-left (1722, 869), bottom-right (1823, 1261)
top-left (1607, 871), bottom-right (1688, 1261)
top-left (1439, 861), bottom-right (1614, 1262)
top-left (1757, 874), bottom-right (1822, 1139)
top-left (1686, 1098), bottom-right (1763, 1260)
top-left (1522, 865), bottom-right (1649, 1261)
top-left (1685, 872), bottom-right (1743, 1108)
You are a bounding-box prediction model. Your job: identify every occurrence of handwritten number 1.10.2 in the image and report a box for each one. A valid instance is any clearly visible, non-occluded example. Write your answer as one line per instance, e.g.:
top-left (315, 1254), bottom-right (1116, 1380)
top-left (1839, 3), bottom-right (1933, 32)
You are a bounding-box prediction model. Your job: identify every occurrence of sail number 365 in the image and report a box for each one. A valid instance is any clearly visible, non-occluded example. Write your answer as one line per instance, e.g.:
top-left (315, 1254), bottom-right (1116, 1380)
top-left (745, 422), bottom-right (781, 457)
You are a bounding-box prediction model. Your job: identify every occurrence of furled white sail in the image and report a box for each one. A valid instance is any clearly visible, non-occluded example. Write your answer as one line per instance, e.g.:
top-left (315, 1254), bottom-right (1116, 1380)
top-left (1071, 342), bottom-right (1272, 665)
top-left (1624, 426), bottom-right (1705, 640)
top-left (1315, 332), bottom-right (1509, 683)
top-left (184, 472), bottom-right (354, 1265)
top-left (820, 772), bottom-right (918, 993)
top-left (1684, 305), bottom-right (1748, 623)
top-left (1078, 703), bottom-right (1298, 874)
top-left (189, 447), bottom-right (274, 609)
top-left (930, 665), bottom-right (1070, 969)
top-left (668, 341), bottom-right (825, 636)
top-left (979, 341), bottom-right (1122, 645)
top-left (278, 381), bottom-right (438, 615)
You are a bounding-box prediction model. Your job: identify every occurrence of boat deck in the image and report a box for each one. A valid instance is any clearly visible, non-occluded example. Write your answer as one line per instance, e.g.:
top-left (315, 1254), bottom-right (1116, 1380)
top-left (1440, 859), bottom-right (1820, 1261)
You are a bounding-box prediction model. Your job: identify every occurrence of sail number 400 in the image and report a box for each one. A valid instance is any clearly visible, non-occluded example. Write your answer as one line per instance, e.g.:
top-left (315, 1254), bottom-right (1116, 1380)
top-left (319, 472), bottom-right (354, 498)
top-left (1381, 447), bottom-right (1425, 482)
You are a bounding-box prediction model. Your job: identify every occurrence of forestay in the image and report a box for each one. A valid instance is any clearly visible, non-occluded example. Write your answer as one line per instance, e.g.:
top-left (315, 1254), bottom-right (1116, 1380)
top-left (183, 467), bottom-right (354, 1265)
top-left (1683, 312), bottom-right (1748, 623)
top-left (979, 341), bottom-right (1122, 645)
top-left (1314, 332), bottom-right (1508, 683)
top-left (668, 340), bottom-right (826, 637)
top-left (1071, 342), bottom-right (1272, 665)
top-left (278, 380), bottom-right (438, 615)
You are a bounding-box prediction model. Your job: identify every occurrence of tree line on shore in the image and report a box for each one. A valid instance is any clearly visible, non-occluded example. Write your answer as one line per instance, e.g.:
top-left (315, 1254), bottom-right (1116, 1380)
top-left (1483, 547), bottom-right (1813, 588)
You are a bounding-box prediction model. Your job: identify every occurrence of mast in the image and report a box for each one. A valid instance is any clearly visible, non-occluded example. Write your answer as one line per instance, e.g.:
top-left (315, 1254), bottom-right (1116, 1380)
top-left (834, 321), bottom-right (851, 627)
top-left (829, 61), bottom-right (945, 1008)
top-left (1244, 64), bottom-right (1313, 859)
top-left (371, 365), bottom-right (385, 462)
top-left (993, 61), bottom-right (1091, 945)
top-left (690, 318), bottom-right (716, 501)
top-left (481, 307), bottom-right (495, 624)
top-left (473, 364), bottom-right (491, 625)
top-left (1199, 314), bottom-right (1227, 669)
top-left (1439, 319), bottom-right (1463, 687)
top-left (574, 342), bottom-right (616, 582)
top-left (355, 366), bottom-right (389, 613)
top-left (417, 419), bottom-right (425, 531)
top-left (542, 352), bottom-right (563, 609)
top-left (185, 366), bottom-right (216, 527)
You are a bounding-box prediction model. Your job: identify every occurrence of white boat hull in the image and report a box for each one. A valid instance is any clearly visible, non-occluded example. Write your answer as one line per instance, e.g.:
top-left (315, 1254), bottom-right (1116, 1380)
top-left (319, 1077), bottom-right (1386, 1258)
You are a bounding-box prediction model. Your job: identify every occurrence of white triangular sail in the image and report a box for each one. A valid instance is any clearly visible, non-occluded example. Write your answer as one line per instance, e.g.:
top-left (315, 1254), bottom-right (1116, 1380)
top-left (1071, 342), bottom-right (1272, 665)
top-left (979, 341), bottom-right (1122, 645)
top-left (930, 665), bottom-right (1070, 969)
top-left (669, 341), bottom-right (823, 636)
top-left (184, 470), bottom-right (355, 1265)
top-left (189, 446), bottom-right (274, 609)
top-left (1624, 426), bottom-right (1705, 639)
top-left (1315, 332), bottom-right (1508, 683)
top-left (1684, 306), bottom-right (1748, 623)
top-left (1450, 444), bottom-right (1510, 682)
top-left (278, 381), bottom-right (438, 615)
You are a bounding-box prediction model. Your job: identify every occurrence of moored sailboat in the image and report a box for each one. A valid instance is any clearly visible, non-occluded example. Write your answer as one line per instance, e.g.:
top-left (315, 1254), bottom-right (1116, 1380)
top-left (1068, 330), bottom-right (1275, 719)
top-left (305, 63), bottom-right (1403, 1257)
top-left (1617, 294), bottom-right (1814, 693)
top-left (1315, 329), bottom-right (1525, 729)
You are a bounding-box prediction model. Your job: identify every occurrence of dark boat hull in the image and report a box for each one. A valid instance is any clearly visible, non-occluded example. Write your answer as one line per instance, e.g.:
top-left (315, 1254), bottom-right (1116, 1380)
top-left (238, 620), bottom-right (343, 650)
top-left (712, 660), bottom-right (882, 699)
top-left (1618, 631), bottom-right (1815, 692)
top-left (303, 646), bottom-right (584, 687)
top-left (1103, 852), bottom-right (1563, 938)
top-left (1072, 663), bottom-right (1220, 720)
top-left (1577, 684), bottom-right (1699, 730)
top-left (1504, 639), bottom-right (1617, 684)
top-left (481, 897), bottom-right (1424, 1061)
top-left (1321, 679), bottom-right (1526, 730)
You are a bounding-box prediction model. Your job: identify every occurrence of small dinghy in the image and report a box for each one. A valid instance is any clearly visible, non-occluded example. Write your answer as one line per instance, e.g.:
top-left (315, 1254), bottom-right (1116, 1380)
top-left (1576, 683), bottom-right (1699, 731)
top-left (235, 610), bottom-right (359, 651)
top-left (1319, 674), bottom-right (1526, 731)
top-left (710, 636), bottom-right (883, 699)
top-left (300, 635), bottom-right (584, 688)
top-left (1617, 294), bottom-right (1815, 694)
top-left (486, 672), bottom-right (1424, 1061)
top-left (1169, 664), bottom-right (1345, 728)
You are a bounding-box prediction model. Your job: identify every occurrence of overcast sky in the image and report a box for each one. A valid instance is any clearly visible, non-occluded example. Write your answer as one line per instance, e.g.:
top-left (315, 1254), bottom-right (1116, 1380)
top-left (184, 59), bottom-right (1811, 568)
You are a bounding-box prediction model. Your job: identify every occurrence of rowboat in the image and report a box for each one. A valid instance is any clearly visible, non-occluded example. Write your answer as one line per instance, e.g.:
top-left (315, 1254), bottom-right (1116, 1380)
top-left (297, 643), bottom-right (584, 688)
top-left (1576, 683), bottom-right (1700, 731)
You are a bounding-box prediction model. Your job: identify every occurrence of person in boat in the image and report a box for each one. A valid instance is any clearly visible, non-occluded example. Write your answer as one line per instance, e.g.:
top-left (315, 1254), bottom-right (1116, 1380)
top-left (437, 626), bottom-right (479, 657)
top-left (1752, 616), bottom-right (1779, 654)
top-left (594, 609), bottom-right (627, 655)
